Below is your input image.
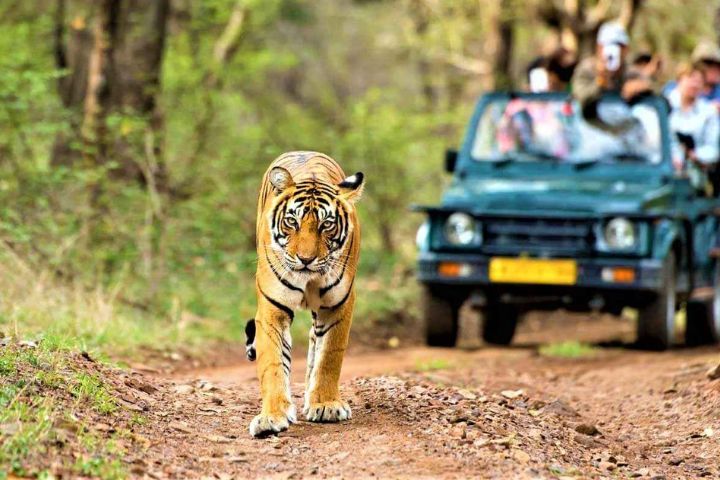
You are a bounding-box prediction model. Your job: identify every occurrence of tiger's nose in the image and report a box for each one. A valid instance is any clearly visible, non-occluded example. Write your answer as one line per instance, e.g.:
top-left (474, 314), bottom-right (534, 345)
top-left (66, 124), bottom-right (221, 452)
top-left (298, 254), bottom-right (317, 265)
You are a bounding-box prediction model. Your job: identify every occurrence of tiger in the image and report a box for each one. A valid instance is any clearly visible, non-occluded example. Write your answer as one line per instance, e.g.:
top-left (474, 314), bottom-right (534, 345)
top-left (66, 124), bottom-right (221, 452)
top-left (246, 151), bottom-right (364, 437)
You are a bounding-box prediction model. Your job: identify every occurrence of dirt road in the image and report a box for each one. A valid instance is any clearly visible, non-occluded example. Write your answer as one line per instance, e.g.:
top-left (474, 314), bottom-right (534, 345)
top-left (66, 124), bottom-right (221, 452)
top-left (122, 314), bottom-right (720, 479)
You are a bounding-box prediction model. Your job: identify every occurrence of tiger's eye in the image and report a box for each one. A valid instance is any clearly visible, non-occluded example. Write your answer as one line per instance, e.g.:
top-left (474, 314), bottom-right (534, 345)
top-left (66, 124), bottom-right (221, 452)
top-left (285, 217), bottom-right (298, 228)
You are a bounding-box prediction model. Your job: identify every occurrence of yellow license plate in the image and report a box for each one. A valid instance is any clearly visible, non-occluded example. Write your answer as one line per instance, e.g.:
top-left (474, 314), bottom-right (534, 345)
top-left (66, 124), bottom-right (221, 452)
top-left (489, 257), bottom-right (577, 285)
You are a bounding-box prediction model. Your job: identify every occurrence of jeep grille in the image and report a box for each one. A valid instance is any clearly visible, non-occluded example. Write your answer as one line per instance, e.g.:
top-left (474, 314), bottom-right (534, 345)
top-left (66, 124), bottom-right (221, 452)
top-left (483, 218), bottom-right (593, 255)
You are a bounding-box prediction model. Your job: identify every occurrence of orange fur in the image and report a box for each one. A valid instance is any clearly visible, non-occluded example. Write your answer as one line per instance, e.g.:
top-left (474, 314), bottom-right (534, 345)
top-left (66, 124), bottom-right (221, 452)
top-left (249, 151), bottom-right (363, 437)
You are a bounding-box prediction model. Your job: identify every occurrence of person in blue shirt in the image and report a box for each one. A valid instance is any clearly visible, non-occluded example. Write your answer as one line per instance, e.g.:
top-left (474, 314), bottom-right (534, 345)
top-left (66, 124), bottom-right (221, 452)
top-left (663, 41), bottom-right (720, 106)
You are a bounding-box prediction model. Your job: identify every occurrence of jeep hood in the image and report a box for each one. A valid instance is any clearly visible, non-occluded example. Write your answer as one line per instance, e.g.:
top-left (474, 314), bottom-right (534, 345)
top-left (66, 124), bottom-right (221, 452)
top-left (442, 178), bottom-right (671, 215)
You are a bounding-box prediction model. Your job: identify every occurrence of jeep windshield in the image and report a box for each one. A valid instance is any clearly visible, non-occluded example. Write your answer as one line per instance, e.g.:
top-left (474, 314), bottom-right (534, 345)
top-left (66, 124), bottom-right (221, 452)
top-left (471, 95), bottom-right (663, 165)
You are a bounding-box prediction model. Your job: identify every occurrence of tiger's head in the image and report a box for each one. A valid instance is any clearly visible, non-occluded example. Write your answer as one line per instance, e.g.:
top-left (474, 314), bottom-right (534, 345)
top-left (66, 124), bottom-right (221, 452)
top-left (267, 167), bottom-right (364, 274)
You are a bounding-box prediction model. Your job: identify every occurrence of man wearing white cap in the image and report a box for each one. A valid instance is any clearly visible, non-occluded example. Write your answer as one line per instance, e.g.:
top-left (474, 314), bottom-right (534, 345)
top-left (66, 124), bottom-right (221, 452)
top-left (573, 21), bottom-right (653, 111)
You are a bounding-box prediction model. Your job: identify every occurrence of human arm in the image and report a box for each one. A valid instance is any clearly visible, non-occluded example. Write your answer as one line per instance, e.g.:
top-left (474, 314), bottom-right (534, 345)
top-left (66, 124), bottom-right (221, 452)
top-left (572, 58), bottom-right (603, 109)
top-left (694, 109), bottom-right (720, 166)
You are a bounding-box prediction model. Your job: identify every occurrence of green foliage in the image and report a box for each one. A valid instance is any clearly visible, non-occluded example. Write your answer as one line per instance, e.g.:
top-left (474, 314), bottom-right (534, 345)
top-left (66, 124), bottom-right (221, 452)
top-left (0, 1), bottom-right (716, 472)
top-left (539, 341), bottom-right (598, 358)
top-left (0, 0), bottom-right (716, 355)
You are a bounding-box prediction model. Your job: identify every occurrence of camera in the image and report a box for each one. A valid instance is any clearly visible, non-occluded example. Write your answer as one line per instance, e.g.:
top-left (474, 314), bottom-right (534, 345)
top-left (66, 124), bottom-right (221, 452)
top-left (603, 44), bottom-right (621, 72)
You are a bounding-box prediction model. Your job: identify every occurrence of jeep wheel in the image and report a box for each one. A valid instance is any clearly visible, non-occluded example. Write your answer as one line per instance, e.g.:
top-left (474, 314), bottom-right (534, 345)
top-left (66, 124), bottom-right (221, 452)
top-left (685, 262), bottom-right (720, 346)
top-left (636, 252), bottom-right (676, 351)
top-left (423, 286), bottom-right (462, 347)
top-left (482, 303), bottom-right (519, 346)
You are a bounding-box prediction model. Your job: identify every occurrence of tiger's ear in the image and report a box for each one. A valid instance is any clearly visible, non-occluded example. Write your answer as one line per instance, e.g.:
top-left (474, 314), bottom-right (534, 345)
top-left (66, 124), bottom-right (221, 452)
top-left (269, 167), bottom-right (295, 193)
top-left (338, 172), bottom-right (364, 204)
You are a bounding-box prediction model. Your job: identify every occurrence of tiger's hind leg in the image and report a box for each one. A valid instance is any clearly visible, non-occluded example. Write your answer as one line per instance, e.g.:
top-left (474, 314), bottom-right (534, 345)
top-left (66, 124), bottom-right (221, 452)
top-left (303, 290), bottom-right (354, 422)
top-left (249, 295), bottom-right (296, 437)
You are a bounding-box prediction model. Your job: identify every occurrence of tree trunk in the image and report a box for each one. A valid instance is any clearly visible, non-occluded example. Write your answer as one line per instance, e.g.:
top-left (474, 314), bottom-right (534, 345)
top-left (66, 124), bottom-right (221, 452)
top-left (187, 1), bottom-right (248, 171)
top-left (52, 0), bottom-right (170, 189)
top-left (538, 0), bottom-right (644, 61)
top-left (715, 3), bottom-right (720, 47)
top-left (618, 0), bottom-right (644, 33)
top-left (378, 217), bottom-right (396, 255)
top-left (492, 0), bottom-right (515, 90)
top-left (409, 0), bottom-right (439, 110)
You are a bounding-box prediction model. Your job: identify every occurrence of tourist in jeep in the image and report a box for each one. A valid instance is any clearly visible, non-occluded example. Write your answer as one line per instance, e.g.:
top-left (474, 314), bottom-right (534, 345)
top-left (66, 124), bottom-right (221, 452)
top-left (526, 48), bottom-right (576, 94)
top-left (663, 41), bottom-right (720, 107)
top-left (667, 63), bottom-right (720, 193)
top-left (573, 21), bottom-right (653, 130)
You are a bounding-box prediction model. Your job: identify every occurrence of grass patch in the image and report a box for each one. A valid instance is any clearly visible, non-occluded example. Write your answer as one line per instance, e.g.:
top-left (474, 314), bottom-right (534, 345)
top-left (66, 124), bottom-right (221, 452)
top-left (415, 358), bottom-right (452, 372)
top-left (0, 342), bottom-right (128, 479)
top-left (538, 341), bottom-right (598, 359)
top-left (71, 373), bottom-right (118, 415)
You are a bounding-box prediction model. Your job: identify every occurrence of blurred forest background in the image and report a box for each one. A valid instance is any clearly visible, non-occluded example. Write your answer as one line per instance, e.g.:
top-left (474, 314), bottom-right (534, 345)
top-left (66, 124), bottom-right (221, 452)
top-left (2, 0), bottom-right (719, 353)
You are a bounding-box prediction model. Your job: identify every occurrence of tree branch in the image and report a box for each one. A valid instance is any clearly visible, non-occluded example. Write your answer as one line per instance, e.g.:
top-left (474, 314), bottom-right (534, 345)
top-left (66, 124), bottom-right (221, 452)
top-left (206, 1), bottom-right (248, 89)
top-left (618, 0), bottom-right (644, 31)
top-left (212, 2), bottom-right (247, 64)
top-left (585, 0), bottom-right (613, 31)
top-left (53, 0), bottom-right (67, 70)
top-left (444, 52), bottom-right (491, 75)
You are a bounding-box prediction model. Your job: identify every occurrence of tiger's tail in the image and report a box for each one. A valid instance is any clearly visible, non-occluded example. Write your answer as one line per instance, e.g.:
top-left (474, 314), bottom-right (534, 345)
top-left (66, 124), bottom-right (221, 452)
top-left (245, 319), bottom-right (256, 361)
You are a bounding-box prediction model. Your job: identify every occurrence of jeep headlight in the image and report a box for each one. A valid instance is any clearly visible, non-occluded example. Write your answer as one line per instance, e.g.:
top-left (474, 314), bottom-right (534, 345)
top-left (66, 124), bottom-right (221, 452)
top-left (444, 212), bottom-right (480, 246)
top-left (604, 217), bottom-right (636, 249)
top-left (416, 220), bottom-right (429, 250)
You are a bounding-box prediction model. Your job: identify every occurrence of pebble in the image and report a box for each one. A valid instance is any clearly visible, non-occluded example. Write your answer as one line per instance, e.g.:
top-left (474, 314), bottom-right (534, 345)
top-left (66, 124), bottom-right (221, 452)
top-left (573, 434), bottom-right (603, 449)
top-left (169, 421), bottom-right (193, 434)
top-left (449, 424), bottom-right (467, 439)
top-left (172, 384), bottom-right (194, 395)
top-left (512, 449), bottom-right (531, 463)
top-left (456, 388), bottom-right (477, 400)
top-left (574, 423), bottom-right (600, 436)
top-left (501, 389), bottom-right (524, 399)
top-left (542, 399), bottom-right (580, 418)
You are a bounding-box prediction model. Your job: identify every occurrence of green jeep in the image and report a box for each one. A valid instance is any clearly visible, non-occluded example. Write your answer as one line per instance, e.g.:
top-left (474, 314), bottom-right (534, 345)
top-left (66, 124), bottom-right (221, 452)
top-left (415, 92), bottom-right (720, 350)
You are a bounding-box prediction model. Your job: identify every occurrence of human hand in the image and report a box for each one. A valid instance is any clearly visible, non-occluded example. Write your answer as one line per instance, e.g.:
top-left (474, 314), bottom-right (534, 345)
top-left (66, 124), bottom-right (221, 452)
top-left (595, 57), bottom-right (612, 88)
top-left (621, 78), bottom-right (652, 101)
top-left (685, 149), bottom-right (707, 169)
top-left (648, 55), bottom-right (662, 78)
top-left (672, 155), bottom-right (684, 173)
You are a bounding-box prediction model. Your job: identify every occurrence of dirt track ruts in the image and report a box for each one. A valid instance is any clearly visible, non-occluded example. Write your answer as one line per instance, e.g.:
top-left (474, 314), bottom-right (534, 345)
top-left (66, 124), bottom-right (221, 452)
top-left (118, 314), bottom-right (720, 479)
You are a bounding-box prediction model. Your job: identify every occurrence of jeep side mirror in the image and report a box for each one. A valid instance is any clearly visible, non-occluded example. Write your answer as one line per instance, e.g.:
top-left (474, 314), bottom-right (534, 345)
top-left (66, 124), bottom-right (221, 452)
top-left (445, 149), bottom-right (458, 173)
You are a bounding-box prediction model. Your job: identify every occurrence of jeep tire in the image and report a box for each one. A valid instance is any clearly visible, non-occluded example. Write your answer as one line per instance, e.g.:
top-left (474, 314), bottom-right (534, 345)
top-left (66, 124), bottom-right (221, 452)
top-left (636, 252), bottom-right (676, 351)
top-left (685, 261), bottom-right (720, 346)
top-left (423, 286), bottom-right (463, 347)
top-left (482, 302), bottom-right (519, 345)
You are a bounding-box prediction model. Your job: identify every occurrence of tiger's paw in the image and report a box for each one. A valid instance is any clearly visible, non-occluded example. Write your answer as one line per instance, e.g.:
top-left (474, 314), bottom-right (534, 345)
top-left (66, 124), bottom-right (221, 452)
top-left (304, 400), bottom-right (352, 423)
top-left (249, 404), bottom-right (296, 438)
top-left (249, 413), bottom-right (289, 438)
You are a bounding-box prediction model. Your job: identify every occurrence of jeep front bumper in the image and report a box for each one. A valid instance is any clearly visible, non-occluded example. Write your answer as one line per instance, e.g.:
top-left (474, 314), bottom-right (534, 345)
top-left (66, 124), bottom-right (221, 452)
top-left (417, 252), bottom-right (665, 292)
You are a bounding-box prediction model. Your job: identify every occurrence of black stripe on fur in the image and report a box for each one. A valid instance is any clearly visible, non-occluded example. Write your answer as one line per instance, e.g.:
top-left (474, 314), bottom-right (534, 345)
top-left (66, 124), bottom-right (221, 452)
top-left (264, 248), bottom-right (303, 292)
top-left (320, 278), bottom-right (354, 311)
top-left (259, 286), bottom-right (295, 321)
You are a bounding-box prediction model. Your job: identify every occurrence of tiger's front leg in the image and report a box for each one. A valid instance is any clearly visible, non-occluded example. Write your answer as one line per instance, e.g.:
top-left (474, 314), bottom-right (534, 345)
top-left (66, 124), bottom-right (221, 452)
top-left (304, 289), bottom-right (354, 422)
top-left (249, 294), bottom-right (296, 437)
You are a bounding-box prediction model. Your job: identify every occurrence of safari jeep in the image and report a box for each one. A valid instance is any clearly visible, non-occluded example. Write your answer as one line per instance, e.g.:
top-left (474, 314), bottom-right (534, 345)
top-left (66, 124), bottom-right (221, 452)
top-left (415, 92), bottom-right (720, 350)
